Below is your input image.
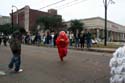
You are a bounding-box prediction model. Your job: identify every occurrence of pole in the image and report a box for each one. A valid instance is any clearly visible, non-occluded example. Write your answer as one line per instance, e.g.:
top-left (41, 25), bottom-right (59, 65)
top-left (12, 5), bottom-right (19, 27)
top-left (17, 10), bottom-right (19, 26)
top-left (104, 0), bottom-right (107, 46)
top-left (17, 11), bottom-right (19, 26)
top-left (11, 9), bottom-right (14, 33)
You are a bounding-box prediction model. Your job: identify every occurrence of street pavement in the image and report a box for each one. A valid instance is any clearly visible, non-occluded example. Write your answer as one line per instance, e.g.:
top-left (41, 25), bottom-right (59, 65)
top-left (0, 45), bottom-right (113, 83)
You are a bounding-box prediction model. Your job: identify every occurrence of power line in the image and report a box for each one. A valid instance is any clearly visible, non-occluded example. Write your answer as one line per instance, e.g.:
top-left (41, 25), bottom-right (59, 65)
top-left (54, 0), bottom-right (81, 9)
top-left (39, 0), bottom-right (89, 12)
top-left (40, 0), bottom-right (66, 10)
top-left (39, 0), bottom-right (85, 10)
top-left (56, 0), bottom-right (88, 10)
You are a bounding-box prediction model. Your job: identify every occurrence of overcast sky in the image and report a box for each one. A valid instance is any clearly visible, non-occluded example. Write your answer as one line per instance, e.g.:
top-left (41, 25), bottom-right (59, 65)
top-left (0, 0), bottom-right (125, 25)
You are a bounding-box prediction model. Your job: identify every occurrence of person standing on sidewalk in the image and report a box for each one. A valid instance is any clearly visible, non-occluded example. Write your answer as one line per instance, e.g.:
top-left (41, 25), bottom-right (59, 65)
top-left (53, 31), bottom-right (58, 47)
top-left (56, 31), bottom-right (69, 61)
top-left (69, 31), bottom-right (74, 47)
top-left (74, 30), bottom-right (80, 48)
top-left (86, 30), bottom-right (92, 48)
top-left (3, 35), bottom-right (8, 46)
top-left (8, 31), bottom-right (22, 72)
top-left (79, 31), bottom-right (86, 48)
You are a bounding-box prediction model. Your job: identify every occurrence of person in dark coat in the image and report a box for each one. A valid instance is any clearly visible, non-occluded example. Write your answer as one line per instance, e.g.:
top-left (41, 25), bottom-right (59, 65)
top-left (46, 32), bottom-right (52, 45)
top-left (79, 31), bottom-right (86, 48)
top-left (86, 30), bottom-right (92, 48)
top-left (8, 31), bottom-right (22, 72)
top-left (3, 35), bottom-right (8, 46)
top-left (53, 31), bottom-right (58, 47)
top-left (74, 31), bottom-right (80, 48)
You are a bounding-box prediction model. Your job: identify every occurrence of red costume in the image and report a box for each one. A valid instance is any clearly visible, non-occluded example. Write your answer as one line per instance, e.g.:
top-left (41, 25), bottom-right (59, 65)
top-left (56, 31), bottom-right (69, 61)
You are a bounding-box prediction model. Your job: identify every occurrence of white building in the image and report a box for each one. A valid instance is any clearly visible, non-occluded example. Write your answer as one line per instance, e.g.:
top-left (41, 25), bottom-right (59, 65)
top-left (0, 15), bottom-right (11, 25)
top-left (65, 17), bottom-right (125, 42)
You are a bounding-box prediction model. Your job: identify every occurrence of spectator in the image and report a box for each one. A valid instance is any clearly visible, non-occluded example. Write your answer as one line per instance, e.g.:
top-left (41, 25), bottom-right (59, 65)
top-left (74, 30), bottom-right (80, 48)
top-left (53, 31), bottom-right (58, 47)
top-left (79, 31), bottom-right (86, 48)
top-left (69, 31), bottom-right (74, 47)
top-left (86, 30), bottom-right (92, 48)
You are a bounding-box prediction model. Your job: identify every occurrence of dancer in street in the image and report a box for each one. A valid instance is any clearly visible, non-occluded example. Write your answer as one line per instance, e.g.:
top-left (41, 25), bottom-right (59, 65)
top-left (56, 31), bottom-right (69, 61)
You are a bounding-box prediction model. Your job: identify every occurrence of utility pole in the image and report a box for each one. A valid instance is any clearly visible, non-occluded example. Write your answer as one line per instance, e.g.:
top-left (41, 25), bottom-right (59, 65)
top-left (11, 5), bottom-right (19, 33)
top-left (12, 5), bottom-right (19, 25)
top-left (104, 0), bottom-right (107, 46)
top-left (103, 0), bottom-right (115, 46)
top-left (11, 9), bottom-right (14, 33)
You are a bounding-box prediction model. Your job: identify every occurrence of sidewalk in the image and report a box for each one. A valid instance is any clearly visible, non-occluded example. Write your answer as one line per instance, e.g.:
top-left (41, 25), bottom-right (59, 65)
top-left (69, 47), bottom-right (116, 53)
top-left (86, 47), bottom-right (116, 53)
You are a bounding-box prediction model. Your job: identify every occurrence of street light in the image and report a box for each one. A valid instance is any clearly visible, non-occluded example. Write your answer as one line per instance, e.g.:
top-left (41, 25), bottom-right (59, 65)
top-left (103, 0), bottom-right (115, 46)
top-left (11, 8), bottom-right (14, 33)
top-left (12, 5), bottom-right (19, 25)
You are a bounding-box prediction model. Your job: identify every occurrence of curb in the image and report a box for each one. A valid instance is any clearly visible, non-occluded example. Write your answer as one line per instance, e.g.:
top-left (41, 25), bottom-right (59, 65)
top-left (69, 47), bottom-right (115, 53)
top-left (86, 48), bottom-right (115, 53)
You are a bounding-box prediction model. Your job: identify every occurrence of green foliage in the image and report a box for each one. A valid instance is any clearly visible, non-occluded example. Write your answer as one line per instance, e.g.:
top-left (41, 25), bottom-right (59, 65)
top-left (0, 23), bottom-right (12, 35)
top-left (36, 15), bottom-right (62, 32)
top-left (0, 24), bottom-right (26, 35)
top-left (68, 20), bottom-right (84, 34)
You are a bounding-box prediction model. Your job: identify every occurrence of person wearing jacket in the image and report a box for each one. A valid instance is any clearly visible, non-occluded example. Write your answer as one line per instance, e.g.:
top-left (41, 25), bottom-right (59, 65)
top-left (8, 31), bottom-right (22, 72)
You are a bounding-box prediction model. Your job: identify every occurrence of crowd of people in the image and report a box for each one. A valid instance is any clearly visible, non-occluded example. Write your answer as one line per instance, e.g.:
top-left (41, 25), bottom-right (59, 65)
top-left (19, 30), bottom-right (93, 49)
top-left (68, 30), bottom-right (92, 48)
top-left (0, 29), bottom-right (94, 49)
top-left (21, 31), bottom-right (58, 47)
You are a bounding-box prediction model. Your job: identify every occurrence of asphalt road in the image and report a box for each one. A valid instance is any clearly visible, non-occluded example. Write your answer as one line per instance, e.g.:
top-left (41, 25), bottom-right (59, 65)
top-left (0, 45), bottom-right (112, 83)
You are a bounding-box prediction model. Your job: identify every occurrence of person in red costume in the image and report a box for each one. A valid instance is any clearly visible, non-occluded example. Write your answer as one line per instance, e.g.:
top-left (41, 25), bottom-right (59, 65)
top-left (56, 31), bottom-right (69, 61)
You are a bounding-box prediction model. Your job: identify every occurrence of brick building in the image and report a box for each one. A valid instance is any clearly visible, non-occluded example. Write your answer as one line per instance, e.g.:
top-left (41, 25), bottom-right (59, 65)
top-left (11, 5), bottom-right (61, 32)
